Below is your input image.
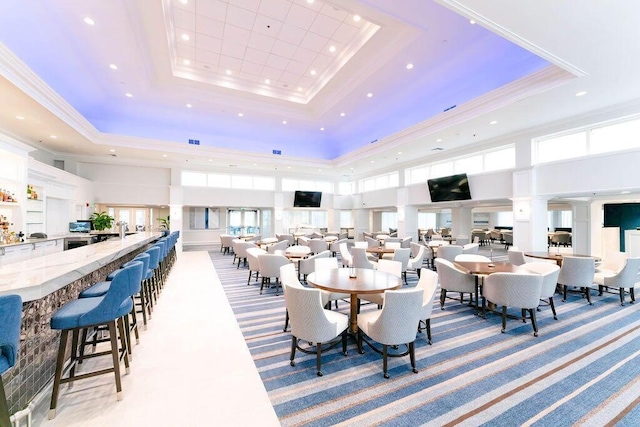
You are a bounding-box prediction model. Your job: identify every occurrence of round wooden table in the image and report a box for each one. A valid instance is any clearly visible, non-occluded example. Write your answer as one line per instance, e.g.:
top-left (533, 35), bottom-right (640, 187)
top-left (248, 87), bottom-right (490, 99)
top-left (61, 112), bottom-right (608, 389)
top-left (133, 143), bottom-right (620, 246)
top-left (524, 252), bottom-right (599, 267)
top-left (366, 247), bottom-right (395, 259)
top-left (307, 268), bottom-right (402, 333)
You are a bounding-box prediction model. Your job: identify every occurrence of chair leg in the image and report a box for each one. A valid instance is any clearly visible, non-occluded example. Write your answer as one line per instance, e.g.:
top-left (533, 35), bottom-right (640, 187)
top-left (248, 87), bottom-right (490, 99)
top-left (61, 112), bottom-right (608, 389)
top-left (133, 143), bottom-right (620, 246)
top-left (409, 341), bottom-right (418, 373)
top-left (109, 320), bottom-right (124, 398)
top-left (585, 287), bottom-right (593, 305)
top-left (116, 318), bottom-right (130, 375)
top-left (440, 289), bottom-right (446, 309)
top-left (69, 329), bottom-right (79, 381)
top-left (341, 330), bottom-right (348, 356)
top-left (283, 310), bottom-right (289, 332)
top-left (316, 342), bottom-right (323, 377)
top-left (357, 330), bottom-right (364, 354)
top-left (529, 308), bottom-right (539, 337)
top-left (501, 306), bottom-right (507, 333)
top-left (289, 336), bottom-right (297, 366)
top-left (425, 319), bottom-right (432, 344)
top-left (631, 287), bottom-right (636, 303)
top-left (49, 329), bottom-right (69, 419)
top-left (620, 288), bottom-right (625, 306)
top-left (549, 296), bottom-right (558, 320)
top-left (247, 270), bottom-right (252, 285)
top-left (0, 376), bottom-right (11, 427)
top-left (563, 284), bottom-right (567, 302)
top-left (521, 308), bottom-right (527, 323)
top-left (383, 344), bottom-right (389, 378)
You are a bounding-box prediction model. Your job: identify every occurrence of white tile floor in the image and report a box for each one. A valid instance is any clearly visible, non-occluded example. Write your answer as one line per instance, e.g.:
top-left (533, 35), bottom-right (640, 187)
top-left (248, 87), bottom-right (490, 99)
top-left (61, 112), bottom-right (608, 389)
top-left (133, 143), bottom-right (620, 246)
top-left (30, 251), bottom-right (279, 427)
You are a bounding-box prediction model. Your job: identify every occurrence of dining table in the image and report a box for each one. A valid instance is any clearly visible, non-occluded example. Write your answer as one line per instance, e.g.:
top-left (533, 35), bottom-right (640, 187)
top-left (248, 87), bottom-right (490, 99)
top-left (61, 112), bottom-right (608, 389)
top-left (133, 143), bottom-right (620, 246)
top-left (365, 246), bottom-right (395, 259)
top-left (307, 268), bottom-right (402, 334)
top-left (524, 251), bottom-right (599, 267)
top-left (453, 261), bottom-right (520, 316)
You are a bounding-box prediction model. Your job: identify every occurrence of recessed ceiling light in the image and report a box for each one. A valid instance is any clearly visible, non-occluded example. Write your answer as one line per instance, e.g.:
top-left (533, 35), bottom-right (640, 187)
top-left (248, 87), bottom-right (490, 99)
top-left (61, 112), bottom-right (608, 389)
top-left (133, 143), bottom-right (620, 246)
top-left (489, 120), bottom-right (498, 125)
top-left (310, 70), bottom-right (317, 76)
top-left (181, 33), bottom-right (190, 41)
top-left (50, 135), bottom-right (57, 139)
top-left (406, 63), bottom-right (414, 70)
top-left (306, 0), bottom-right (314, 3)
top-left (318, 169), bottom-right (322, 172)
top-left (110, 149), bottom-right (116, 153)
top-left (397, 151), bottom-right (402, 155)
top-left (208, 159), bottom-right (212, 162)
top-left (329, 46), bottom-right (336, 53)
top-left (575, 91), bottom-right (587, 97)
top-left (469, 19), bottom-right (476, 24)
top-left (226, 69), bottom-right (232, 75)
top-left (340, 112), bottom-right (346, 117)
top-left (282, 120), bottom-right (287, 124)
top-left (436, 138), bottom-right (442, 142)
top-left (180, 0), bottom-right (188, 4)
top-left (265, 79), bottom-right (271, 84)
top-left (186, 103), bottom-right (192, 108)
top-left (288, 166), bottom-right (292, 169)
top-left (370, 160), bottom-right (375, 163)
top-left (621, 190), bottom-right (631, 194)
top-left (238, 113), bottom-right (243, 117)
top-left (83, 17), bottom-right (95, 26)
top-left (109, 64), bottom-right (118, 70)
top-left (183, 59), bottom-right (190, 66)
top-left (297, 87), bottom-right (303, 92)
top-left (15, 115), bottom-right (24, 120)
top-left (162, 154), bottom-right (168, 158)
top-left (125, 93), bottom-right (133, 98)
top-left (353, 15), bottom-right (361, 22)
top-left (320, 127), bottom-right (325, 131)
top-left (367, 92), bottom-right (373, 98)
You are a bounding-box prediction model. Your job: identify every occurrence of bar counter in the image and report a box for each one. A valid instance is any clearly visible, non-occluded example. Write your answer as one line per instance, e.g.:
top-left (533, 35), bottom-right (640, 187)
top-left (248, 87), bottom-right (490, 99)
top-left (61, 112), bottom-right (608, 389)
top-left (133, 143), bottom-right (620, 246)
top-left (0, 231), bottom-right (161, 418)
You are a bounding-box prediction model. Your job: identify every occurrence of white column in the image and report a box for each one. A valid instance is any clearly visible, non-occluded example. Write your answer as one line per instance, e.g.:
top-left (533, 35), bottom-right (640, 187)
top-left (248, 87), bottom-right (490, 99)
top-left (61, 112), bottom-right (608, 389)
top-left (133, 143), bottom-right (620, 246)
top-left (451, 207), bottom-right (472, 237)
top-left (512, 168), bottom-right (548, 252)
top-left (169, 185), bottom-right (183, 252)
top-left (274, 192), bottom-right (284, 235)
top-left (572, 202), bottom-right (590, 255)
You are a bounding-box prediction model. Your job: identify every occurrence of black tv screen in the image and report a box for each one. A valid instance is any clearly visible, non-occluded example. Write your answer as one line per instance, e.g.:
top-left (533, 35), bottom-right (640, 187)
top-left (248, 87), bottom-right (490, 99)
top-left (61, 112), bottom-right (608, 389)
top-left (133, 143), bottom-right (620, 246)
top-left (69, 220), bottom-right (92, 233)
top-left (294, 191), bottom-right (322, 208)
top-left (427, 173), bottom-right (472, 202)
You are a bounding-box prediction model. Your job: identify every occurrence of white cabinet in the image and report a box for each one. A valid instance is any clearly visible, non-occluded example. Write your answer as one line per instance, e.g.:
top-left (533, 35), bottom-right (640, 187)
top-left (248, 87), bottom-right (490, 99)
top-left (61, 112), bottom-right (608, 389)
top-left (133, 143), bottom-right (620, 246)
top-left (1, 244), bottom-right (32, 264)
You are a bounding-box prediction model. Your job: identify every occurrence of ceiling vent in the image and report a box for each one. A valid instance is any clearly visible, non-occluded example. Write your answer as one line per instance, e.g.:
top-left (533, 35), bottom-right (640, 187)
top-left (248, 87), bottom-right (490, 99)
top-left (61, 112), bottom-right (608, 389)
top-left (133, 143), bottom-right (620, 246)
top-left (272, 149), bottom-right (282, 155)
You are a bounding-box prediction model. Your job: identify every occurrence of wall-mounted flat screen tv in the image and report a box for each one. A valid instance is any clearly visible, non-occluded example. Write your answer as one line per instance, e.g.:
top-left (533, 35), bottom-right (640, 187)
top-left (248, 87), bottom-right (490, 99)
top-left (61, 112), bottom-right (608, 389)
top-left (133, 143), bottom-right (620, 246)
top-left (294, 191), bottom-right (322, 208)
top-left (69, 220), bottom-right (93, 233)
top-left (427, 173), bottom-right (472, 202)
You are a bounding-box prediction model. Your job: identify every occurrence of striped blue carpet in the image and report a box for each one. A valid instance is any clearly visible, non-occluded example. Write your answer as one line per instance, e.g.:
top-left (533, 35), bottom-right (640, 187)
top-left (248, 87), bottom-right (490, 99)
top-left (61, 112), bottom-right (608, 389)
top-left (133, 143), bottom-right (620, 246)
top-left (204, 246), bottom-right (640, 426)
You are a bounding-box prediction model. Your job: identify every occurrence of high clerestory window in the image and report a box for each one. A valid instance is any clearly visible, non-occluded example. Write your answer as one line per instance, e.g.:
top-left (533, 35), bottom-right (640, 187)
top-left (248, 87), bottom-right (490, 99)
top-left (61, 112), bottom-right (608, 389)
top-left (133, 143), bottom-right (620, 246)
top-left (534, 115), bottom-right (640, 164)
top-left (181, 171), bottom-right (275, 190)
top-left (360, 172), bottom-right (399, 193)
top-left (405, 145), bottom-right (515, 185)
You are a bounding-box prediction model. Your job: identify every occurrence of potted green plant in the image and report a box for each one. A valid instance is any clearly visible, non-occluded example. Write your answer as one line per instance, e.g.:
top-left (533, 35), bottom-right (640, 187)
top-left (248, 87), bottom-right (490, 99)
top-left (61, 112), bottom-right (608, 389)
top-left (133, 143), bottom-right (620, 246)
top-left (90, 211), bottom-right (115, 232)
top-left (157, 215), bottom-right (170, 230)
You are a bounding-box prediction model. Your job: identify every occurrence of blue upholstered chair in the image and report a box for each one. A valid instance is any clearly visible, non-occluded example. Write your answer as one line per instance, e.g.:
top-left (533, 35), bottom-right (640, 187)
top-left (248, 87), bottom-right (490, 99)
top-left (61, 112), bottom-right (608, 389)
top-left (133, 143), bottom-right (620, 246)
top-left (48, 261), bottom-right (144, 419)
top-left (0, 294), bottom-right (22, 426)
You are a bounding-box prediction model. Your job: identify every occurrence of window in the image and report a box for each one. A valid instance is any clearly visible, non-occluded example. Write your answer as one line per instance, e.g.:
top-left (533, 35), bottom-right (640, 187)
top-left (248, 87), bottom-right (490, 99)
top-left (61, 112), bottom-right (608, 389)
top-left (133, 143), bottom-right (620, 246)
top-left (283, 210), bottom-right (327, 230)
top-left (381, 212), bottom-right (398, 231)
top-left (180, 171), bottom-right (274, 190)
top-left (359, 172), bottom-right (399, 193)
top-left (340, 210), bottom-right (353, 227)
top-left (338, 182), bottom-right (355, 195)
top-left (282, 179), bottom-right (333, 193)
top-left (418, 212), bottom-right (437, 229)
top-left (590, 118), bottom-right (640, 154)
top-left (405, 145), bottom-right (516, 185)
top-left (496, 211), bottom-right (513, 227)
top-left (536, 132), bottom-right (587, 164)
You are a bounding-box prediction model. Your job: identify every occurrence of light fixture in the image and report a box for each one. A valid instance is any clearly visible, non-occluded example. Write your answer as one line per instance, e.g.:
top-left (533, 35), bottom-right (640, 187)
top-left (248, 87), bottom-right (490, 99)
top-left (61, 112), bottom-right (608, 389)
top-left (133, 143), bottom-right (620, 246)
top-left (297, 87), bottom-right (303, 92)
top-left (310, 70), bottom-right (317, 76)
top-left (265, 79), bottom-right (271, 84)
top-left (288, 166), bottom-right (292, 169)
top-left (50, 135), bottom-right (57, 139)
top-left (370, 160), bottom-right (375, 163)
top-left (470, 19), bottom-right (476, 24)
top-left (575, 91), bottom-right (587, 97)
top-left (329, 46), bottom-right (336, 53)
top-left (186, 103), bottom-right (192, 108)
top-left (110, 149), bottom-right (116, 153)
top-left (183, 59), bottom-right (190, 65)
top-left (367, 92), bottom-right (373, 98)
top-left (15, 115), bottom-right (24, 120)
top-left (282, 120), bottom-right (287, 124)
top-left (208, 159), bottom-right (213, 162)
top-left (489, 120), bottom-right (498, 125)
top-left (306, 0), bottom-right (314, 3)
top-left (162, 154), bottom-right (168, 158)
top-left (406, 63), bottom-right (414, 70)
top-left (621, 190), bottom-right (631, 194)
top-left (226, 69), bottom-right (232, 75)
top-left (83, 17), bottom-right (95, 26)
top-left (353, 15), bottom-right (361, 22)
top-left (180, 0), bottom-right (188, 4)
top-left (340, 112), bottom-right (346, 117)
top-left (238, 113), bottom-right (244, 117)
top-left (397, 151), bottom-right (402, 155)
top-left (320, 127), bottom-right (325, 131)
top-left (109, 64), bottom-right (118, 70)
top-left (125, 93), bottom-right (133, 98)
top-left (181, 33), bottom-right (190, 41)
top-left (436, 138), bottom-right (442, 142)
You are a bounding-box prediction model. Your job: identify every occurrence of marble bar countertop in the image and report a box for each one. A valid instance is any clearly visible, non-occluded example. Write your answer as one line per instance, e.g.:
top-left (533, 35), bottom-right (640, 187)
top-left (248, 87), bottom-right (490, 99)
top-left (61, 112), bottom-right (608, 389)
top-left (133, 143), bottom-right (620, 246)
top-left (0, 232), bottom-right (161, 301)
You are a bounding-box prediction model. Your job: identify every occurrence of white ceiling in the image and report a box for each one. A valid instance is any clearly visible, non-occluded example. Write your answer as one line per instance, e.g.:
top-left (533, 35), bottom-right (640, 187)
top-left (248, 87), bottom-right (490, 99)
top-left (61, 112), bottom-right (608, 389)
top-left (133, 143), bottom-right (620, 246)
top-left (0, 0), bottom-right (640, 182)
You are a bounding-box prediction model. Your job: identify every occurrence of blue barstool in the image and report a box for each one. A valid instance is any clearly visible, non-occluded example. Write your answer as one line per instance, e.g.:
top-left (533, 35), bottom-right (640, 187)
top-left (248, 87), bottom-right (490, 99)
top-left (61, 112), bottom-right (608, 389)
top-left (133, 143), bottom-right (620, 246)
top-left (0, 294), bottom-right (22, 427)
top-left (48, 261), bottom-right (143, 419)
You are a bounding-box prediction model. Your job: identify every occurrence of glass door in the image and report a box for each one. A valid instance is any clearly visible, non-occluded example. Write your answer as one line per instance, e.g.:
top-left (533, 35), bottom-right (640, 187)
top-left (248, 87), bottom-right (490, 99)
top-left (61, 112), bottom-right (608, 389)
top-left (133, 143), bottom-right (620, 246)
top-left (227, 209), bottom-right (261, 236)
